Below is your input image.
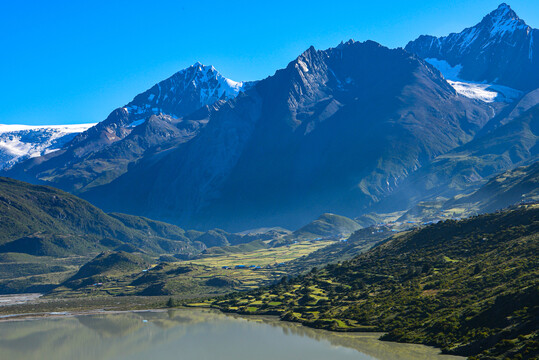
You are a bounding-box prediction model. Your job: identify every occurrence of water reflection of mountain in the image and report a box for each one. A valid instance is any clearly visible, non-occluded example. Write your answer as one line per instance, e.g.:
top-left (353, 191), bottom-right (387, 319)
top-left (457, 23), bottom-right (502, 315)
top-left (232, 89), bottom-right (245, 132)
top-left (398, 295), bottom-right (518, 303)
top-left (0, 309), bottom-right (463, 360)
top-left (77, 313), bottom-right (145, 337)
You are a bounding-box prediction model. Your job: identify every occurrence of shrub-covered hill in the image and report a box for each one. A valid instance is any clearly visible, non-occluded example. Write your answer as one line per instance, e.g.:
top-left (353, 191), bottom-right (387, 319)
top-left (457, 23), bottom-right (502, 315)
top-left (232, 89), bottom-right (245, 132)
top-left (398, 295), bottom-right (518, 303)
top-left (212, 205), bottom-right (539, 360)
top-left (63, 251), bottom-right (150, 288)
top-left (291, 213), bottom-right (362, 240)
top-left (70, 251), bottom-right (149, 279)
top-left (0, 177), bottom-right (203, 256)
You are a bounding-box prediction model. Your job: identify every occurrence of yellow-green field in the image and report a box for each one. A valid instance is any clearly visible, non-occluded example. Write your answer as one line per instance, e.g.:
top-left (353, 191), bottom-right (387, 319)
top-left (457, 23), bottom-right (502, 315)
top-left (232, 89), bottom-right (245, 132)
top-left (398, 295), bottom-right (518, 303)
top-left (159, 240), bottom-right (337, 292)
top-left (188, 240), bottom-right (335, 267)
top-left (50, 240), bottom-right (337, 297)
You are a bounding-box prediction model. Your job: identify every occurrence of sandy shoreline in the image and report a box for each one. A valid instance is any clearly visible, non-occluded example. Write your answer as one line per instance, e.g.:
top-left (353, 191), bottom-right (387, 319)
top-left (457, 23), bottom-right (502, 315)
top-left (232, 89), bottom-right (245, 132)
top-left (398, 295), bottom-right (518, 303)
top-left (0, 293), bottom-right (176, 321)
top-left (0, 293), bottom-right (42, 306)
top-left (0, 308), bottom-right (168, 322)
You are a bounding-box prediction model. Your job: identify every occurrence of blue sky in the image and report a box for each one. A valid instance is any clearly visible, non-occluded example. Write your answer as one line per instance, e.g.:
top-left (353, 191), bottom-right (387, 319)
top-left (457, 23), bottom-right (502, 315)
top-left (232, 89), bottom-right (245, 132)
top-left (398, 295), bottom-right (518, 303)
top-left (1, 0), bottom-right (538, 125)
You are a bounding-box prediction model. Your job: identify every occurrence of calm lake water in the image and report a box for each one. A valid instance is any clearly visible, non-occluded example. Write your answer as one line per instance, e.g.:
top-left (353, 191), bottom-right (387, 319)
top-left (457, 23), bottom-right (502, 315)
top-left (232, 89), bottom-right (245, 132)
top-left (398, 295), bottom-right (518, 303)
top-left (0, 309), bottom-right (464, 360)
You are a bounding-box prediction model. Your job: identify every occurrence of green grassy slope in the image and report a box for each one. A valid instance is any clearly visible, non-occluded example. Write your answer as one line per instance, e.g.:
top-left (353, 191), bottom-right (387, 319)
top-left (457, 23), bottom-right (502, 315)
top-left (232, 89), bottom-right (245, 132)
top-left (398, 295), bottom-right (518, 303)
top-left (67, 251), bottom-right (150, 282)
top-left (213, 205), bottom-right (539, 360)
top-left (200, 240), bottom-right (269, 256)
top-left (0, 177), bottom-right (201, 256)
top-left (49, 240), bottom-right (337, 298)
top-left (0, 177), bottom-right (282, 258)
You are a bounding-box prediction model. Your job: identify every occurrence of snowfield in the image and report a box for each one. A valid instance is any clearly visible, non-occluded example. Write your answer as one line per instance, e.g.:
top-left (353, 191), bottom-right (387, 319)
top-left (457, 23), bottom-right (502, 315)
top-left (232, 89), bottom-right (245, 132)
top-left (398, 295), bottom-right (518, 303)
top-left (425, 58), bottom-right (522, 103)
top-left (0, 123), bottom-right (95, 169)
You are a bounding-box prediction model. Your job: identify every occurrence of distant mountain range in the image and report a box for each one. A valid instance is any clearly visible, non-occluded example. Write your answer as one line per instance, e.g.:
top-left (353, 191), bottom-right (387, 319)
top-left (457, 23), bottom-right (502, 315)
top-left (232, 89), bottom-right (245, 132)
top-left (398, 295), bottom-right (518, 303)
top-left (78, 40), bottom-right (491, 230)
top-left (3, 3), bottom-right (539, 231)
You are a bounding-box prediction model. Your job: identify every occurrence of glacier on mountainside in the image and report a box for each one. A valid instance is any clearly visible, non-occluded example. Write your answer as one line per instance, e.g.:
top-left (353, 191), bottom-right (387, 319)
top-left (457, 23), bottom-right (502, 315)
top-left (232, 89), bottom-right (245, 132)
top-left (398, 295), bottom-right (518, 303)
top-left (425, 58), bottom-right (522, 103)
top-left (0, 123), bottom-right (95, 169)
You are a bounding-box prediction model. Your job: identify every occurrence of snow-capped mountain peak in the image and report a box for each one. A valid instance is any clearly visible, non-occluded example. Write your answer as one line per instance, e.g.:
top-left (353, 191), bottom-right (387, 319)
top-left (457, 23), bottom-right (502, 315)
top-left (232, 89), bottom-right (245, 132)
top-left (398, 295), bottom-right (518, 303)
top-left (436, 3), bottom-right (529, 56)
top-left (488, 3), bottom-right (520, 22)
top-left (179, 62), bottom-right (246, 102)
top-left (14, 64), bottom-right (256, 165)
top-left (123, 63), bottom-right (250, 128)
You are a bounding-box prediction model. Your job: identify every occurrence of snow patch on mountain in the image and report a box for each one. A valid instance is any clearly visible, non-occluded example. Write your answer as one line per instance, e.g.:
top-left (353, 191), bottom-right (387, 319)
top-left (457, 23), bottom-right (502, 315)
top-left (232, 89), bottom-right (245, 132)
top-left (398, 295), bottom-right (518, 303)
top-left (425, 58), bottom-right (522, 103)
top-left (0, 123), bottom-right (93, 135)
top-left (447, 81), bottom-right (520, 103)
top-left (0, 123), bottom-right (95, 169)
top-left (126, 119), bottom-right (146, 128)
top-left (425, 58), bottom-right (462, 80)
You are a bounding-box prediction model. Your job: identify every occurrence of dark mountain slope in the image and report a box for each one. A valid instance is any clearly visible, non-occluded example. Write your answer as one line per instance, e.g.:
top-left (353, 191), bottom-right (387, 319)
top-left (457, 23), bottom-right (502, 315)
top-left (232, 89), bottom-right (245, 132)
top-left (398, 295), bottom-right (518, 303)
top-left (85, 40), bottom-right (491, 231)
top-left (353, 159), bottom-right (539, 228)
top-left (480, 87), bottom-right (539, 134)
top-left (406, 3), bottom-right (539, 91)
top-left (374, 100), bottom-right (539, 212)
top-left (447, 160), bottom-right (539, 213)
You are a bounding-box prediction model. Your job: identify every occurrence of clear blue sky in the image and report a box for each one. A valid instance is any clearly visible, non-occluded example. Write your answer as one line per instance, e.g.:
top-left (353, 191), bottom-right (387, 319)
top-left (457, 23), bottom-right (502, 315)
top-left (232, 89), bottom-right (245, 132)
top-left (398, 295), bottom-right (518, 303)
top-left (1, 0), bottom-right (538, 125)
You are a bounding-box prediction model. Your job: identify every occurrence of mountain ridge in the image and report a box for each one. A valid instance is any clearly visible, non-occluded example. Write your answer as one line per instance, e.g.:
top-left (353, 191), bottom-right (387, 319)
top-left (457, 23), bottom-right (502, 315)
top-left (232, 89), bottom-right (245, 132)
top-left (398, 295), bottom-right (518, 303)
top-left (6, 5), bottom-right (539, 232)
top-left (82, 40), bottom-right (492, 230)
